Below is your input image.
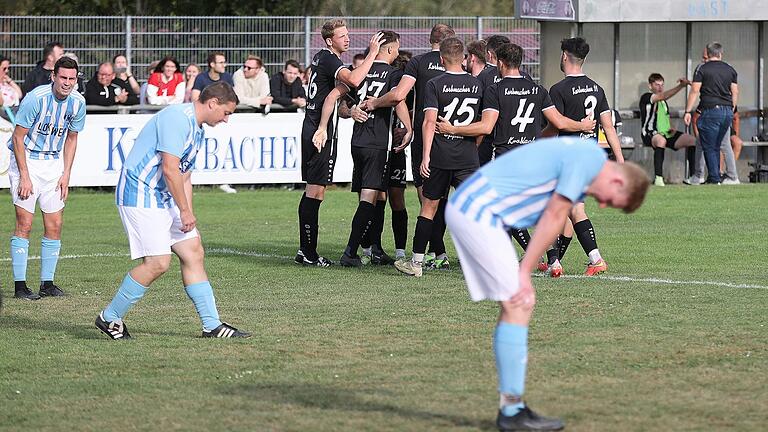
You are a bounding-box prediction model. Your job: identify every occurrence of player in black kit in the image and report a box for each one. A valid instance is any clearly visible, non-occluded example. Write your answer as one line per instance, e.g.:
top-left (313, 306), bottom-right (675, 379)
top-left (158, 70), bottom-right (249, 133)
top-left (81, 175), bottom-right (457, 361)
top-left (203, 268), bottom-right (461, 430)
top-left (312, 31), bottom-right (413, 267)
top-left (394, 37), bottom-right (482, 277)
top-left (295, 19), bottom-right (384, 267)
top-left (545, 37), bottom-right (624, 277)
top-left (437, 43), bottom-right (594, 272)
top-left (361, 24), bottom-right (455, 270)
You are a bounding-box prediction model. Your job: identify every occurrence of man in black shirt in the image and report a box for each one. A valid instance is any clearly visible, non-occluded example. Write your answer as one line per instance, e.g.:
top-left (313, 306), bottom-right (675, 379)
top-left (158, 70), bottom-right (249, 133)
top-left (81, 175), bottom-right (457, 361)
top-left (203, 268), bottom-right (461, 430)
top-left (639, 73), bottom-right (695, 186)
top-left (22, 42), bottom-right (64, 97)
top-left (269, 59), bottom-right (306, 111)
top-left (395, 37), bottom-right (482, 277)
top-left (546, 37), bottom-right (624, 277)
top-left (312, 32), bottom-right (413, 267)
top-left (84, 62), bottom-right (139, 109)
top-left (295, 19), bottom-right (384, 267)
top-left (361, 24), bottom-right (455, 270)
top-left (684, 42), bottom-right (738, 184)
top-left (437, 43), bottom-right (594, 271)
top-left (475, 35), bottom-right (510, 166)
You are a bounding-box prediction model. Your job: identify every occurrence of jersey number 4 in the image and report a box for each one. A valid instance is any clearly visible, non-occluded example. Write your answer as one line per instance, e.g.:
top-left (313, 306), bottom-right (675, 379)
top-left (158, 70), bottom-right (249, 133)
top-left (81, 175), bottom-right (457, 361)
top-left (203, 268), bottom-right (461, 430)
top-left (510, 99), bottom-right (536, 132)
top-left (442, 97), bottom-right (478, 126)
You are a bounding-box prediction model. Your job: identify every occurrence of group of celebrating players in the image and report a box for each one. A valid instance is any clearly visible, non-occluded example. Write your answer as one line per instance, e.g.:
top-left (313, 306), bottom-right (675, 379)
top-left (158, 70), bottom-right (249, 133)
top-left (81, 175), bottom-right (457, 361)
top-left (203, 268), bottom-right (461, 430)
top-left (296, 20), bottom-right (626, 280)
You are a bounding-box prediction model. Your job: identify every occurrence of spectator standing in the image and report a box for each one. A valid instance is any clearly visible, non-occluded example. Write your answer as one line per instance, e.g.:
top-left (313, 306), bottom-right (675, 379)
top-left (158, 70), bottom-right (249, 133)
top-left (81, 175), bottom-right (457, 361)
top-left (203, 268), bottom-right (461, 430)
top-left (269, 59), bottom-right (306, 110)
top-left (146, 56), bottom-right (185, 106)
top-left (22, 41), bottom-right (64, 96)
top-left (684, 42), bottom-right (738, 184)
top-left (84, 62), bottom-right (139, 107)
top-left (233, 55), bottom-right (272, 108)
top-left (191, 52), bottom-right (234, 102)
top-left (184, 63), bottom-right (200, 102)
top-left (0, 56), bottom-right (23, 118)
top-left (112, 54), bottom-right (141, 95)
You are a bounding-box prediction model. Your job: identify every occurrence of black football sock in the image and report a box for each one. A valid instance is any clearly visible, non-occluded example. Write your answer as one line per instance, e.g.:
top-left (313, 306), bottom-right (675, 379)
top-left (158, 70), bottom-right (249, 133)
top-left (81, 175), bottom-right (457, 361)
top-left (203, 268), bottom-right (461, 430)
top-left (298, 193), bottom-right (322, 261)
top-left (371, 200), bottom-right (387, 249)
top-left (412, 216), bottom-right (434, 256)
top-left (686, 146), bottom-right (696, 177)
top-left (392, 208), bottom-right (408, 250)
top-left (429, 199), bottom-right (447, 256)
top-left (574, 219), bottom-right (598, 256)
top-left (14, 280), bottom-right (28, 291)
top-left (546, 247), bottom-right (559, 265)
top-left (557, 235), bottom-right (572, 260)
top-left (654, 147), bottom-right (665, 177)
top-left (507, 228), bottom-right (531, 251)
top-left (345, 201), bottom-right (375, 257)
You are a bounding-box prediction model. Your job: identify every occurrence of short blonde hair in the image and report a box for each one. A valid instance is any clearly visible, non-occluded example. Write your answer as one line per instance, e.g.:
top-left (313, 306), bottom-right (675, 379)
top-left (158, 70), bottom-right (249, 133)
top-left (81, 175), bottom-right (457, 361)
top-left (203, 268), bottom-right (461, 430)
top-left (618, 162), bottom-right (650, 213)
top-left (322, 19), bottom-right (346, 41)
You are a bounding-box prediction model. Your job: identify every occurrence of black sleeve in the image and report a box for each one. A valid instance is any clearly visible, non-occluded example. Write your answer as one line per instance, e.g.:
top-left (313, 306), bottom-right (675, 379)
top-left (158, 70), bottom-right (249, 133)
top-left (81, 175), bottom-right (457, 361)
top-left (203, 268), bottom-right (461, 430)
top-left (270, 74), bottom-right (293, 107)
top-left (123, 83), bottom-right (139, 106)
top-left (293, 79), bottom-right (306, 99)
top-left (549, 84), bottom-right (565, 113)
top-left (423, 80), bottom-right (438, 112)
top-left (84, 81), bottom-right (111, 106)
top-left (21, 69), bottom-right (39, 96)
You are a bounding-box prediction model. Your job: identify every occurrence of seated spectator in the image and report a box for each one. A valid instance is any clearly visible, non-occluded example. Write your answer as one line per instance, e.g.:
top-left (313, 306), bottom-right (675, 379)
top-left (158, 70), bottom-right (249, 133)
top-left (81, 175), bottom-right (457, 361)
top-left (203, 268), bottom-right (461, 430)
top-left (139, 60), bottom-right (160, 106)
top-left (233, 55), bottom-right (272, 108)
top-left (0, 56), bottom-right (22, 120)
top-left (85, 62), bottom-right (139, 107)
top-left (269, 59), bottom-right (306, 111)
top-left (147, 56), bottom-right (185, 105)
top-left (192, 51), bottom-right (234, 102)
top-left (184, 63), bottom-right (200, 102)
top-left (22, 41), bottom-right (64, 96)
top-left (112, 54), bottom-right (141, 95)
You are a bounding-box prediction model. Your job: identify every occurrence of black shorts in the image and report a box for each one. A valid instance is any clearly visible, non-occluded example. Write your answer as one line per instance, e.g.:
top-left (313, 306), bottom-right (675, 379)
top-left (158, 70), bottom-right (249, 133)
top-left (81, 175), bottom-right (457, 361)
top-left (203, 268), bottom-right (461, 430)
top-left (410, 130), bottom-right (425, 188)
top-left (387, 149), bottom-right (407, 189)
top-left (641, 131), bottom-right (683, 150)
top-left (351, 147), bottom-right (389, 192)
top-left (478, 136), bottom-right (494, 166)
top-left (422, 166), bottom-right (478, 200)
top-left (301, 116), bottom-right (337, 185)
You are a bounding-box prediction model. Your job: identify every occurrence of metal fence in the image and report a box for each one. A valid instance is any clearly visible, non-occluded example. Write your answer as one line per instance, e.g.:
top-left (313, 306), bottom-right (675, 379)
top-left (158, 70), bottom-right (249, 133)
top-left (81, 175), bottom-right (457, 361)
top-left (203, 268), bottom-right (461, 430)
top-left (0, 16), bottom-right (540, 85)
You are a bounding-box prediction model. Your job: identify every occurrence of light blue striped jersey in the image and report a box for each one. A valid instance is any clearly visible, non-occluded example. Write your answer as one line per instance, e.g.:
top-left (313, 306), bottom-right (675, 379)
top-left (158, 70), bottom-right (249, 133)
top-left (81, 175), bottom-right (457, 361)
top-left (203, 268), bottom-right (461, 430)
top-left (450, 137), bottom-right (607, 229)
top-left (9, 84), bottom-right (86, 160)
top-left (116, 103), bottom-right (203, 208)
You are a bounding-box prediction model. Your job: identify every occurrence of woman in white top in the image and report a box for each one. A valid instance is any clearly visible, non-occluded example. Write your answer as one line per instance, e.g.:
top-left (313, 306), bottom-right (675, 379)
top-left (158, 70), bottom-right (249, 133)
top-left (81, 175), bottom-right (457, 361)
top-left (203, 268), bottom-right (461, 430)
top-left (0, 56), bottom-right (22, 110)
top-left (146, 56), bottom-right (185, 105)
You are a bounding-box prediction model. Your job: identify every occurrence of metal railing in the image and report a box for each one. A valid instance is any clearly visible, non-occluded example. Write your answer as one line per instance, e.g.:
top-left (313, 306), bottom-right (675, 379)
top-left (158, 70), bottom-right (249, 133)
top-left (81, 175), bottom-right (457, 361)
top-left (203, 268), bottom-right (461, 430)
top-left (0, 16), bottom-right (540, 86)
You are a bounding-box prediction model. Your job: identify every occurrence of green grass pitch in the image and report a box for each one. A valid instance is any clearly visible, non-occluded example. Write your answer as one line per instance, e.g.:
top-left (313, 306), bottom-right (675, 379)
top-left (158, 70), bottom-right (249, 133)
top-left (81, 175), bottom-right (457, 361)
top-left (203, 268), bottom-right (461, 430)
top-left (0, 184), bottom-right (766, 431)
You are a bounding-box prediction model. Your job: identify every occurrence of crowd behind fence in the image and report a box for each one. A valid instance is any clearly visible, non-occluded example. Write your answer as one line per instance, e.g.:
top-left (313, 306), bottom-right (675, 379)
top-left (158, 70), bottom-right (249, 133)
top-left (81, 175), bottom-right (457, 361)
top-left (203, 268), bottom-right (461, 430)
top-left (0, 16), bottom-right (541, 89)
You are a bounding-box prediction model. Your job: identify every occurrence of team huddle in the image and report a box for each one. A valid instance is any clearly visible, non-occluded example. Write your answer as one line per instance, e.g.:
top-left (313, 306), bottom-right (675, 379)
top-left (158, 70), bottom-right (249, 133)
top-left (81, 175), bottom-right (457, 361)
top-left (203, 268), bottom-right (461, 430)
top-left (6, 19), bottom-right (649, 432)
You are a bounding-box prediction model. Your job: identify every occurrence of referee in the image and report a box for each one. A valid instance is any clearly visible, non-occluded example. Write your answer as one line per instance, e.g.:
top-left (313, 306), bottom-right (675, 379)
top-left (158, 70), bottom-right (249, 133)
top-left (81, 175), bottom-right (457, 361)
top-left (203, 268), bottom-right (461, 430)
top-left (684, 42), bottom-right (738, 184)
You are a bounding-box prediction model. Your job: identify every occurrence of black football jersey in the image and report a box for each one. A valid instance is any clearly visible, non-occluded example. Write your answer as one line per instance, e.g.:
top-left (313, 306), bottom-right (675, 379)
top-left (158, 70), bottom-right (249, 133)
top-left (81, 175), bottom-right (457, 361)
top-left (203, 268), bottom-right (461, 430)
top-left (477, 64), bottom-right (502, 92)
top-left (484, 76), bottom-right (553, 150)
top-left (403, 50), bottom-right (445, 141)
top-left (351, 61), bottom-right (403, 150)
top-left (305, 49), bottom-right (346, 123)
top-left (423, 72), bottom-right (482, 169)
top-left (549, 74), bottom-right (610, 140)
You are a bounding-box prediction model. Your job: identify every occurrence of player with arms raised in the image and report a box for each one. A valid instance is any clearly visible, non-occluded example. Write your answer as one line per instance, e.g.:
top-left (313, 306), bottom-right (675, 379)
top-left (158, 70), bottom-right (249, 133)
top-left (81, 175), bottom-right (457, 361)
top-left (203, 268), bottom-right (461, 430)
top-left (295, 19), bottom-right (384, 267)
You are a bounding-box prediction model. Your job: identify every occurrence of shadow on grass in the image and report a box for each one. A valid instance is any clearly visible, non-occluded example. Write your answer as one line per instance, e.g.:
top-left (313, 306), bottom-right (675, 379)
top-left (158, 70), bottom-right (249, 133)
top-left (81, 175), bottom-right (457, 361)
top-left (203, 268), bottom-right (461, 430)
top-left (223, 382), bottom-right (492, 429)
top-left (0, 312), bottom-right (189, 339)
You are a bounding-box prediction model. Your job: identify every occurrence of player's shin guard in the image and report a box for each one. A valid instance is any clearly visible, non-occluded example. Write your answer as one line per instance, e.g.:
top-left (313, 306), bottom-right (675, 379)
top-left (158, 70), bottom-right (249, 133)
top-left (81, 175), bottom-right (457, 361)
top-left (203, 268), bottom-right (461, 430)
top-left (345, 201), bottom-right (375, 256)
top-left (103, 273), bottom-right (147, 321)
top-left (574, 219), bottom-right (599, 261)
top-left (40, 237), bottom-right (61, 282)
top-left (298, 193), bottom-right (322, 261)
top-left (654, 147), bottom-right (665, 177)
top-left (428, 199), bottom-right (447, 256)
top-left (392, 208), bottom-right (408, 250)
top-left (184, 281), bottom-right (222, 332)
top-left (507, 228), bottom-right (531, 251)
top-left (371, 200), bottom-right (386, 248)
top-left (494, 322), bottom-right (528, 416)
top-left (412, 216), bottom-right (434, 260)
top-left (10, 236), bottom-right (29, 282)
top-left (557, 234), bottom-right (572, 260)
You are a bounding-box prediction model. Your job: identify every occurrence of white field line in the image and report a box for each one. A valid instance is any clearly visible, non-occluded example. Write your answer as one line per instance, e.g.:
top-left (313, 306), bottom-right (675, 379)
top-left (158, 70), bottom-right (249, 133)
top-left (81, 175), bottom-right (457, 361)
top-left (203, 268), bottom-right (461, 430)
top-left (2, 249), bottom-right (765, 290)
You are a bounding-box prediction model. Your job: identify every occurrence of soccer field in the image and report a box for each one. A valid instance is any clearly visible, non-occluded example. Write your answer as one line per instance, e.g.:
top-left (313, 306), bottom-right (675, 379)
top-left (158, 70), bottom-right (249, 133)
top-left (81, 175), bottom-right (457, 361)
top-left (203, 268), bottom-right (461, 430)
top-left (0, 185), bottom-right (766, 431)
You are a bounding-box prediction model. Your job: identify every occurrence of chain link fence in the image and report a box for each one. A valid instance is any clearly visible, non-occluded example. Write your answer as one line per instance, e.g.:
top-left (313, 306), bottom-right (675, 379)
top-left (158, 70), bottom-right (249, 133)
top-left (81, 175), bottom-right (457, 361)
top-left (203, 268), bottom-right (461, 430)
top-left (0, 16), bottom-right (539, 85)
